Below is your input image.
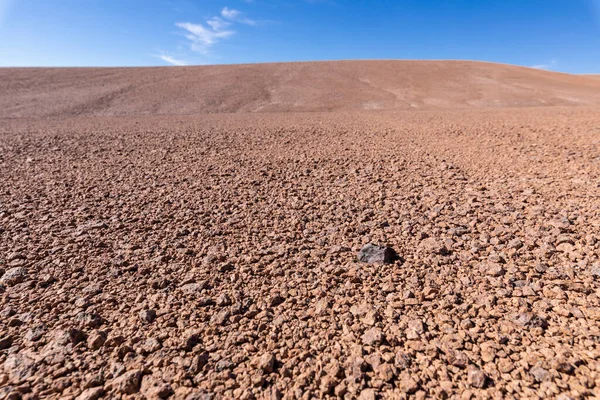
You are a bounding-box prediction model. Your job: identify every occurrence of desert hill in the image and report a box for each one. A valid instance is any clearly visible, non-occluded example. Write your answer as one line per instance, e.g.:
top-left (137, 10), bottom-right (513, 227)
top-left (1, 60), bottom-right (600, 118)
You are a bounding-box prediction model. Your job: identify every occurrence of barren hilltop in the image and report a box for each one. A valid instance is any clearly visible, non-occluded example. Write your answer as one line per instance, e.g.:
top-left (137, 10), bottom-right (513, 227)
top-left (2, 60), bottom-right (600, 118)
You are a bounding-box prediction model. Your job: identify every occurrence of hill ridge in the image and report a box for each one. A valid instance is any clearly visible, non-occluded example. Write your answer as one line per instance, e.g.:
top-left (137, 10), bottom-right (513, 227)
top-left (2, 60), bottom-right (600, 118)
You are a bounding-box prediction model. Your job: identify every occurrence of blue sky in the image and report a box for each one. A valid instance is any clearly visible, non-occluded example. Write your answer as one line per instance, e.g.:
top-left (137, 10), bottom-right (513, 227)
top-left (1, 0), bottom-right (599, 73)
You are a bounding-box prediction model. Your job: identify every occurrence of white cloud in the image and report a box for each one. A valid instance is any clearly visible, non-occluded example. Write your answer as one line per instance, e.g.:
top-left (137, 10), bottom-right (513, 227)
top-left (221, 7), bottom-right (241, 20)
top-left (221, 7), bottom-right (256, 26)
top-left (175, 21), bottom-right (235, 53)
top-left (174, 6), bottom-right (260, 56)
top-left (158, 55), bottom-right (188, 66)
top-left (529, 60), bottom-right (557, 70)
top-left (206, 16), bottom-right (230, 31)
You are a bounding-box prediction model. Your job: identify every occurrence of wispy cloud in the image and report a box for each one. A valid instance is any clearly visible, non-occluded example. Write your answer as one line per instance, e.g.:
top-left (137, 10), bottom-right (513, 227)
top-left (221, 7), bottom-right (256, 26)
top-left (175, 21), bottom-right (235, 54)
top-left (157, 54), bottom-right (188, 66)
top-left (175, 6), bottom-right (261, 55)
top-left (206, 16), bottom-right (231, 31)
top-left (529, 60), bottom-right (557, 70)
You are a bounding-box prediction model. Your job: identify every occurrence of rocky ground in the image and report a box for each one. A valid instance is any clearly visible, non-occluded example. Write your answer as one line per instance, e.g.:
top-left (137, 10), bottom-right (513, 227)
top-left (1, 107), bottom-right (600, 399)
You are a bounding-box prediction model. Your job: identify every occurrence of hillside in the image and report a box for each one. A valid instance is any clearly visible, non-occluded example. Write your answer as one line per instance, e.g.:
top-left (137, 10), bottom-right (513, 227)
top-left (1, 60), bottom-right (600, 118)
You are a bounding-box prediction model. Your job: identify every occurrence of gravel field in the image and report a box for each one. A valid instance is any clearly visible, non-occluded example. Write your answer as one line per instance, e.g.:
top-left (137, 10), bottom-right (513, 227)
top-left (1, 106), bottom-right (600, 399)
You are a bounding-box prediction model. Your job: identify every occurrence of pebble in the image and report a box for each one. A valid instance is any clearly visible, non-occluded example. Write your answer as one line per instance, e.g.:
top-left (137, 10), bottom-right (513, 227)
top-left (0, 267), bottom-right (27, 286)
top-left (76, 387), bottom-right (105, 400)
top-left (357, 244), bottom-right (398, 264)
top-left (481, 262), bottom-right (505, 277)
top-left (0, 335), bottom-right (13, 350)
top-left (110, 369), bottom-right (142, 394)
top-left (361, 327), bottom-right (384, 346)
top-left (530, 366), bottom-right (550, 382)
top-left (87, 331), bottom-right (107, 350)
top-left (139, 309), bottom-right (157, 323)
top-left (467, 366), bottom-right (486, 388)
top-left (255, 353), bottom-right (276, 374)
top-left (400, 376), bottom-right (419, 394)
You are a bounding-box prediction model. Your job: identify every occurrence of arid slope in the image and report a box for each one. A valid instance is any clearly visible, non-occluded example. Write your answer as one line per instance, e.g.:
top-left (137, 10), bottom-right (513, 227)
top-left (2, 60), bottom-right (600, 118)
top-left (1, 108), bottom-right (600, 399)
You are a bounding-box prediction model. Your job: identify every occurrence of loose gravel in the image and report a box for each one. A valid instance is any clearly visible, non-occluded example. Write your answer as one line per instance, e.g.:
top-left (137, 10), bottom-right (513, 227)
top-left (1, 107), bottom-right (600, 399)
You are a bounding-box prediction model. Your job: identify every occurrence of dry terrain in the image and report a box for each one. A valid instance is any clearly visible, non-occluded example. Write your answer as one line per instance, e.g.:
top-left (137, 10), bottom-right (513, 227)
top-left (1, 61), bottom-right (600, 400)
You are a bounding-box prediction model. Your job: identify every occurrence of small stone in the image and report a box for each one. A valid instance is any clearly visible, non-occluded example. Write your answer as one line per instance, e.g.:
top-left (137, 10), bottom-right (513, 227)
top-left (82, 283), bottom-right (102, 296)
top-left (376, 363), bottom-right (395, 381)
top-left (329, 245), bottom-right (350, 254)
top-left (215, 359), bottom-right (234, 371)
top-left (197, 297), bottom-right (214, 307)
top-left (75, 297), bottom-right (90, 309)
top-left (460, 319), bottom-right (475, 329)
top-left (314, 298), bottom-right (330, 316)
top-left (480, 343), bottom-right (496, 362)
top-left (395, 351), bottom-right (411, 370)
top-left (111, 369), bottom-right (142, 394)
top-left (39, 274), bottom-right (56, 287)
top-left (361, 327), bottom-right (384, 346)
top-left (556, 242), bottom-right (574, 253)
top-left (0, 335), bottom-right (13, 350)
top-left (320, 375), bottom-right (337, 394)
top-left (480, 262), bottom-right (505, 277)
top-left (76, 387), bottom-right (105, 400)
top-left (141, 338), bottom-right (162, 354)
top-left (24, 325), bottom-right (46, 342)
top-left (210, 310), bottom-right (230, 326)
top-left (346, 356), bottom-right (366, 383)
top-left (334, 383), bottom-right (347, 397)
top-left (507, 238), bottom-right (523, 249)
top-left (0, 267), bottom-right (27, 286)
top-left (182, 330), bottom-right (200, 351)
top-left (419, 237), bottom-right (449, 255)
top-left (0, 307), bottom-right (15, 319)
top-left (467, 366), bottom-right (486, 388)
top-left (529, 366), bottom-right (550, 382)
top-left (180, 282), bottom-right (207, 294)
top-left (189, 352), bottom-right (210, 374)
top-left (535, 263), bottom-right (548, 274)
top-left (269, 294), bottom-right (284, 307)
top-left (552, 359), bottom-right (574, 374)
top-left (255, 353), bottom-right (276, 374)
top-left (400, 376), bottom-right (419, 394)
top-left (56, 328), bottom-right (86, 345)
top-left (350, 303), bottom-right (378, 326)
top-left (83, 372), bottom-right (104, 389)
top-left (512, 312), bottom-right (548, 330)
top-left (325, 361), bottom-right (343, 379)
top-left (358, 388), bottom-right (376, 400)
top-left (87, 331), bottom-right (107, 350)
top-left (365, 353), bottom-right (382, 369)
top-left (75, 311), bottom-right (103, 328)
top-left (216, 293), bottom-right (232, 307)
top-left (4, 353), bottom-right (37, 384)
top-left (358, 244), bottom-right (398, 264)
top-left (139, 309), bottom-right (157, 323)
top-left (497, 358), bottom-right (514, 373)
top-left (140, 375), bottom-right (173, 399)
top-left (408, 319), bottom-right (425, 334)
top-left (6, 252), bottom-right (24, 262)
top-left (105, 334), bottom-right (125, 348)
top-left (446, 350), bottom-right (469, 369)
